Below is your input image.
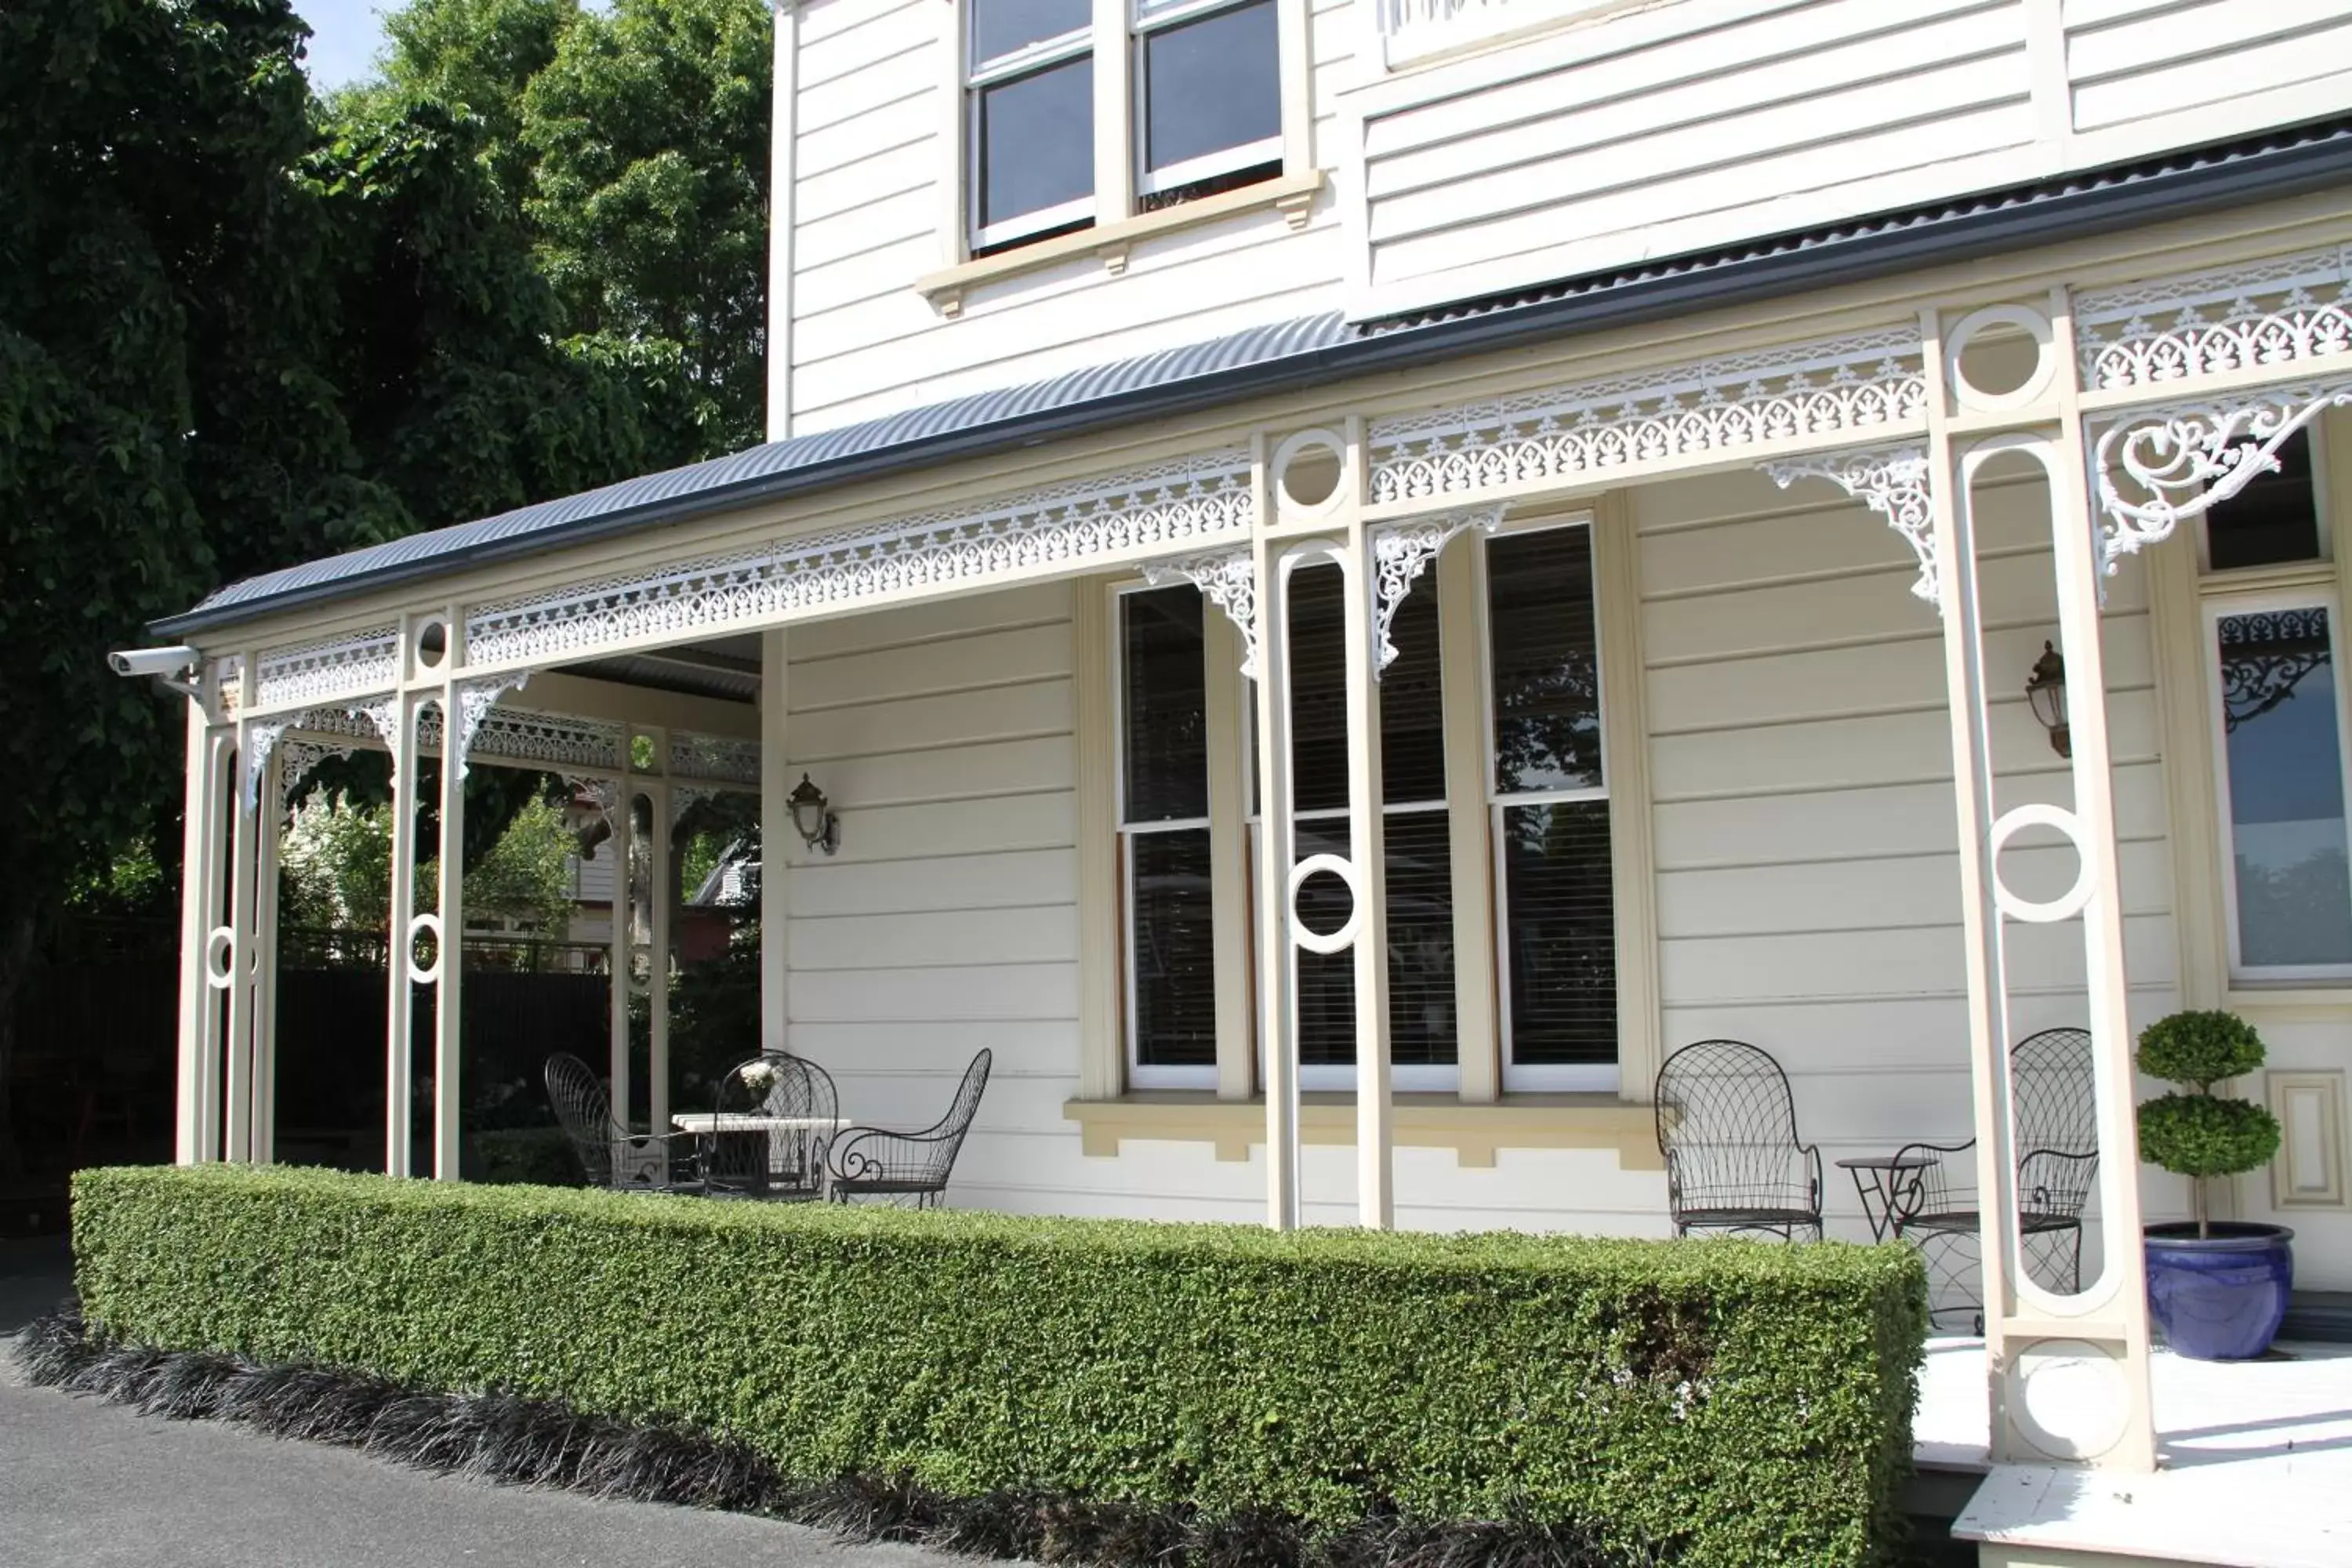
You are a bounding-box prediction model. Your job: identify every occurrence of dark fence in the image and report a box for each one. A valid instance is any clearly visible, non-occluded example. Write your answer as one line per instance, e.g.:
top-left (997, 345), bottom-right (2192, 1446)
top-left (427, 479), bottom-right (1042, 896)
top-left (8, 919), bottom-right (614, 1181)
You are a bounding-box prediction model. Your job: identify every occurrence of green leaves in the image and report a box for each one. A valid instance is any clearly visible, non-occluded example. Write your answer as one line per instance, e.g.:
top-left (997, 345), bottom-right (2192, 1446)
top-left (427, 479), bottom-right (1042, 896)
top-left (2138, 1091), bottom-right (2284, 1181)
top-left (2136, 1008), bottom-right (2267, 1090)
top-left (74, 1164), bottom-right (1929, 1566)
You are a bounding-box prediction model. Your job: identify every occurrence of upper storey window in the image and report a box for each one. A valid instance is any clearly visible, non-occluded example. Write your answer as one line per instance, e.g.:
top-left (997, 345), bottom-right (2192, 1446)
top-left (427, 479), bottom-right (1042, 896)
top-left (967, 0), bottom-right (1097, 250)
top-left (964, 0), bottom-right (1284, 255)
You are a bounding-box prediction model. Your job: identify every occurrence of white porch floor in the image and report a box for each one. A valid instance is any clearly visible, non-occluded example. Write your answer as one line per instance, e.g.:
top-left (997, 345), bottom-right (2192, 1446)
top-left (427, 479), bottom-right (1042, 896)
top-left (1914, 1338), bottom-right (2352, 1566)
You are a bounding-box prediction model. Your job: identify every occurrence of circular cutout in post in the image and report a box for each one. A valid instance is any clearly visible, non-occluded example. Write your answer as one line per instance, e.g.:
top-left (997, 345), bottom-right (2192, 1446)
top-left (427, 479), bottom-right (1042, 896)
top-left (416, 619), bottom-right (449, 671)
top-left (408, 912), bottom-right (444, 984)
top-left (1272, 429), bottom-right (1348, 522)
top-left (2010, 1339), bottom-right (2132, 1461)
top-left (1287, 851), bottom-right (1362, 955)
top-left (1989, 802), bottom-right (2096, 924)
top-left (1945, 303), bottom-right (2056, 414)
top-left (205, 927), bottom-right (236, 989)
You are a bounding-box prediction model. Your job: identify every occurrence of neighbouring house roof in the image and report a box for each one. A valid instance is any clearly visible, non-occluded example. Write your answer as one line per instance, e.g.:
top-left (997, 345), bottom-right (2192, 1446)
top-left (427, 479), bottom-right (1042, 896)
top-left (156, 115), bottom-right (2352, 640)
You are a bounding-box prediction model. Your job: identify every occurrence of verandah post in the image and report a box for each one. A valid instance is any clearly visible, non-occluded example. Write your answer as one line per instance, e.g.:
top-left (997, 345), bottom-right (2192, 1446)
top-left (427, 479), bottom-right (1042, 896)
top-left (1339, 513), bottom-right (1394, 1229)
top-left (175, 699), bottom-right (231, 1163)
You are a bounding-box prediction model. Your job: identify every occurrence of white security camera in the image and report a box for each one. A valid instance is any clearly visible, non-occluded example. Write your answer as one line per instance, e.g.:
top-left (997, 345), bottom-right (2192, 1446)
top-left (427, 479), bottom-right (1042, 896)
top-left (109, 644), bottom-right (202, 680)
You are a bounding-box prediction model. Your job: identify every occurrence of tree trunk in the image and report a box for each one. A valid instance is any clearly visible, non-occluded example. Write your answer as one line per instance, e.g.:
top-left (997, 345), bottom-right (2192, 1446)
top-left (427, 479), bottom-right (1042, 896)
top-left (2194, 1174), bottom-right (2210, 1240)
top-left (0, 909), bottom-right (38, 1178)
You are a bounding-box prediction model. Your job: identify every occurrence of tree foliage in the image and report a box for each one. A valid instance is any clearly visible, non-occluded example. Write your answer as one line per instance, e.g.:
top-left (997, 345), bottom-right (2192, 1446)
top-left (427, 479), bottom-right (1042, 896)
top-left (2136, 1009), bottom-right (2285, 1236)
top-left (0, 0), bottom-right (771, 1167)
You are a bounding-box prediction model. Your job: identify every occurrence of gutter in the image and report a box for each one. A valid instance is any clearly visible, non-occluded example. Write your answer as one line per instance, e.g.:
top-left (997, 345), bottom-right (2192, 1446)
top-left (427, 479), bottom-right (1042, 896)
top-left (153, 119), bottom-right (2352, 639)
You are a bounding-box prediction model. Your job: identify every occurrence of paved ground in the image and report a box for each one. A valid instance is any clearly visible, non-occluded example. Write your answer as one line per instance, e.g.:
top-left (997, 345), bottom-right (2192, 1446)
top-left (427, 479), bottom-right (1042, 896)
top-left (0, 1240), bottom-right (957, 1568)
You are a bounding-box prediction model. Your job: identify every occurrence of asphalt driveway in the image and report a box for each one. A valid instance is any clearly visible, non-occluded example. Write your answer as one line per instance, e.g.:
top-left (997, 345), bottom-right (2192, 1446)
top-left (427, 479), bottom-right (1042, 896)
top-left (0, 1239), bottom-right (960, 1568)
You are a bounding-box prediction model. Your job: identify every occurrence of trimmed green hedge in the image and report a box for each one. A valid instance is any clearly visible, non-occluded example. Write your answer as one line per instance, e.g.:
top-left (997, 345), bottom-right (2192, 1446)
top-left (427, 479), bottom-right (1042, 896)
top-left (72, 1165), bottom-right (1926, 1566)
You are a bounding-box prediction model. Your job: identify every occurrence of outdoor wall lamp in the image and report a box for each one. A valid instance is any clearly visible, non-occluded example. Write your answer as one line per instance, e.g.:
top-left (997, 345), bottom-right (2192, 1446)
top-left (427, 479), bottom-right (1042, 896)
top-left (787, 772), bottom-right (840, 855)
top-left (2026, 640), bottom-right (2071, 759)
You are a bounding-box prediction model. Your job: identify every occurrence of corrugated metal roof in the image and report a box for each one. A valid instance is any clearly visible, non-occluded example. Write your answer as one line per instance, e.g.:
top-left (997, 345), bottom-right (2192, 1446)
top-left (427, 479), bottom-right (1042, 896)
top-left (158, 115), bottom-right (2352, 638)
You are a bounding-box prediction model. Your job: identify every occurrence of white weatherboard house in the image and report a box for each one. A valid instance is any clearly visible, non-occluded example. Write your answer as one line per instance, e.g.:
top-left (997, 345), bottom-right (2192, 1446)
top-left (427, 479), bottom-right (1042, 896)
top-left (130, 2), bottom-right (2352, 1561)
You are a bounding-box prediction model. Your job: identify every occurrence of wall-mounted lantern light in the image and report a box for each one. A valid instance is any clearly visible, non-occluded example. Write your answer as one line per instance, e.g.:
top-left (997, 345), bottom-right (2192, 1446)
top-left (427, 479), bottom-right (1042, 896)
top-left (2026, 641), bottom-right (2070, 759)
top-left (787, 772), bottom-right (840, 855)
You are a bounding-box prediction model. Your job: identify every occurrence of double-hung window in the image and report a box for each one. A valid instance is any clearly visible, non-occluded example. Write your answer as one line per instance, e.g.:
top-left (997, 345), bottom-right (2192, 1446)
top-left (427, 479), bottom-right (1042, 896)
top-left (966, 0), bottom-right (1097, 252)
top-left (963, 0), bottom-right (1285, 255)
top-left (2200, 431), bottom-right (2352, 982)
top-left (1108, 515), bottom-right (1624, 1094)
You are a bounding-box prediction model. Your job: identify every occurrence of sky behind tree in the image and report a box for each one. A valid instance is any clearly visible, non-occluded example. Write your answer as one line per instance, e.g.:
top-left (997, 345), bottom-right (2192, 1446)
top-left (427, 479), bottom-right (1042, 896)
top-left (294, 0), bottom-right (390, 89)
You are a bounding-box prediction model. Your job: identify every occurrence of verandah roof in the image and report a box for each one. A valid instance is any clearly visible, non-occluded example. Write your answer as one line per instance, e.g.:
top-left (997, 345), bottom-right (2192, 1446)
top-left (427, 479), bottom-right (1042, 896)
top-left (155, 114), bottom-right (2352, 641)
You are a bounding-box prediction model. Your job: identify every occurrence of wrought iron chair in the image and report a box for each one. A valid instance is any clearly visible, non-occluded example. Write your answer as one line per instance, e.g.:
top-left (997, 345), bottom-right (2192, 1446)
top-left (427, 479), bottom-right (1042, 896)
top-left (826, 1048), bottom-right (991, 1207)
top-left (543, 1053), bottom-right (699, 1192)
top-left (699, 1051), bottom-right (840, 1201)
top-left (1887, 1026), bottom-right (2098, 1330)
top-left (1654, 1040), bottom-right (1824, 1241)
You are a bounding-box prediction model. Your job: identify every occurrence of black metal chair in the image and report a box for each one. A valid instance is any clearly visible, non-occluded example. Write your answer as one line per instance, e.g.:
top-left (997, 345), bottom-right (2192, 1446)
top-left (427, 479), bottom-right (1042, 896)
top-left (826, 1048), bottom-right (991, 1207)
top-left (1888, 1027), bottom-right (2098, 1329)
top-left (698, 1051), bottom-right (840, 1201)
top-left (543, 1053), bottom-right (699, 1192)
top-left (1654, 1040), bottom-right (1824, 1241)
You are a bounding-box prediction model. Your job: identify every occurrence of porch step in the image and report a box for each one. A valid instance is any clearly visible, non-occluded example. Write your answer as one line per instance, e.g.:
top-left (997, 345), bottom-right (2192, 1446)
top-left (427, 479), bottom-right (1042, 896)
top-left (2281, 1290), bottom-right (2352, 1343)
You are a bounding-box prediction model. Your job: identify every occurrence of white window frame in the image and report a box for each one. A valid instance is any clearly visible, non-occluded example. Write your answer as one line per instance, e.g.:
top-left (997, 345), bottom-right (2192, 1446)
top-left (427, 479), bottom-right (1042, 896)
top-left (2203, 585), bottom-right (2352, 985)
top-left (965, 5), bottom-right (1098, 252)
top-left (1113, 579), bottom-right (1221, 1089)
top-left (1131, 0), bottom-right (1284, 198)
top-left (1482, 515), bottom-right (1619, 1094)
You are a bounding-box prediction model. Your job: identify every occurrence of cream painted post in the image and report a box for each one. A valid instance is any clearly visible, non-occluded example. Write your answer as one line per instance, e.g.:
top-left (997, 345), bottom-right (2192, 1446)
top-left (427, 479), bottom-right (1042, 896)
top-left (1251, 532), bottom-right (1301, 1229)
top-left (176, 701), bottom-right (229, 1163)
top-left (1090, 0), bottom-right (1133, 233)
top-left (1203, 606), bottom-right (1257, 1102)
top-left (1592, 494), bottom-right (1664, 1100)
top-left (1436, 540), bottom-right (1499, 1102)
top-left (759, 629), bottom-right (790, 1055)
top-left (223, 717), bottom-right (261, 1163)
top-left (608, 746), bottom-right (635, 1129)
top-left (1340, 521), bottom-right (1394, 1228)
top-left (1926, 299), bottom-right (2154, 1472)
top-left (434, 670), bottom-right (467, 1181)
top-left (384, 688), bottom-right (421, 1178)
top-left (252, 745), bottom-right (285, 1165)
top-left (646, 769), bottom-right (673, 1142)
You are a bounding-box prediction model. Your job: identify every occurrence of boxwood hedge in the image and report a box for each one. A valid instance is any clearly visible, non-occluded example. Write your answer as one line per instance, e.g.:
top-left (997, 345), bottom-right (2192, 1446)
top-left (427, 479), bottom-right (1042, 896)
top-left (71, 1164), bottom-right (1926, 1566)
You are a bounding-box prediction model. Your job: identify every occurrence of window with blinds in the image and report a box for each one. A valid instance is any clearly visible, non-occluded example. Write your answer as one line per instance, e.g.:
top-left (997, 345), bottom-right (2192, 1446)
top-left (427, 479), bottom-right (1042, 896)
top-left (1486, 525), bottom-right (1617, 1087)
top-left (1120, 586), bottom-right (1217, 1080)
top-left (1265, 563), bottom-right (1455, 1084)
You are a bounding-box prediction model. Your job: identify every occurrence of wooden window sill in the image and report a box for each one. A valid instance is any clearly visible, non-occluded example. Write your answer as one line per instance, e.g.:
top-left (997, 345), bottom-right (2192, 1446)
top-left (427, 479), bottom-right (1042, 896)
top-left (916, 170), bottom-right (1324, 319)
top-left (1062, 1090), bottom-right (1661, 1170)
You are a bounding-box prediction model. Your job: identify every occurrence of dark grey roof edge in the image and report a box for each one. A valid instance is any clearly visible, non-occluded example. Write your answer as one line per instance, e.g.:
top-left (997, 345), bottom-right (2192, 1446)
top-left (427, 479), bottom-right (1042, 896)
top-left (154, 115), bottom-right (2352, 640)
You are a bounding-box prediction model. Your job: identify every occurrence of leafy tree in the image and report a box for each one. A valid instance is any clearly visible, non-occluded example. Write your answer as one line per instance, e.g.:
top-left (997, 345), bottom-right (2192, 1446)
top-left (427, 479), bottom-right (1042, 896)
top-left (524, 0), bottom-right (771, 459)
top-left (379, 0), bottom-right (572, 201)
top-left (281, 788), bottom-right (577, 935)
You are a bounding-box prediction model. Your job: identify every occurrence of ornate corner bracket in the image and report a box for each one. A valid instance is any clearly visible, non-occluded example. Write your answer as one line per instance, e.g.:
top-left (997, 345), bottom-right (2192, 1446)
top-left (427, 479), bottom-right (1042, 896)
top-left (241, 719), bottom-right (293, 815)
top-left (1762, 445), bottom-right (1936, 612)
top-left (2094, 386), bottom-right (2352, 575)
top-left (276, 738), bottom-right (355, 809)
top-left (452, 671), bottom-right (534, 779)
top-left (1144, 550), bottom-right (1260, 677)
top-left (1370, 507), bottom-right (1505, 675)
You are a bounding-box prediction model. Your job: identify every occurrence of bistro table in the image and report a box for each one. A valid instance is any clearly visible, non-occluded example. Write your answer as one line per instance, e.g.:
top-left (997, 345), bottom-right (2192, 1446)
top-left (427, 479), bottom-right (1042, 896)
top-left (671, 1112), bottom-right (846, 1198)
top-left (1835, 1152), bottom-right (1937, 1243)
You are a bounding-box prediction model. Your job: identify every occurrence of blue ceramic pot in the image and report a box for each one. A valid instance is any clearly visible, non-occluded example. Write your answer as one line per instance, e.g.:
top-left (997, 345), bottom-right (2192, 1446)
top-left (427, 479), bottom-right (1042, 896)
top-left (2145, 1221), bottom-right (2294, 1360)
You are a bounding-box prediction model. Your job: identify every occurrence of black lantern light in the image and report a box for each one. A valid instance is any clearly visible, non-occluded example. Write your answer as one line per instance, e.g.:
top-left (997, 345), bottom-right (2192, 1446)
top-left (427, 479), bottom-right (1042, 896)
top-left (2026, 641), bottom-right (2070, 758)
top-left (787, 772), bottom-right (840, 855)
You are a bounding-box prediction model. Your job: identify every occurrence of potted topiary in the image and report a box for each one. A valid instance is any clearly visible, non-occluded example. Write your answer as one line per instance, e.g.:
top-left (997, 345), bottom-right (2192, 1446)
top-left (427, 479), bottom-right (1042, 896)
top-left (2136, 1010), bottom-right (2292, 1359)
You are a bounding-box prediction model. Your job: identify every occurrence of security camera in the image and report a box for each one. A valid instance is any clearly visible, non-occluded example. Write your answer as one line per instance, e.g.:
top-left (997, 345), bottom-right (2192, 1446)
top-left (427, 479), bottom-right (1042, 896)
top-left (109, 644), bottom-right (202, 680)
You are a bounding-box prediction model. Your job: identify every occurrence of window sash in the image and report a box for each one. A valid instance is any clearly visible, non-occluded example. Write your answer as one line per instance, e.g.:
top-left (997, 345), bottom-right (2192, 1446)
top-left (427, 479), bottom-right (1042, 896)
top-left (967, 53), bottom-right (1098, 249)
top-left (1483, 521), bottom-right (1617, 1091)
top-left (2205, 588), bottom-right (2352, 982)
top-left (1131, 0), bottom-right (1280, 194)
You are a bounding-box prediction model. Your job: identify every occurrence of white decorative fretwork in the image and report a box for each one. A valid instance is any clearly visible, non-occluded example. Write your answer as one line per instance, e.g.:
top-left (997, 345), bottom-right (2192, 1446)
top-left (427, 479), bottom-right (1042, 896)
top-left (252, 626), bottom-right (402, 710)
top-left (1144, 549), bottom-right (1261, 677)
top-left (452, 671), bottom-right (533, 779)
top-left (1367, 328), bottom-right (1926, 506)
top-left (2093, 385), bottom-right (2352, 572)
top-left (2074, 248), bottom-right (2352, 393)
top-left (240, 718), bottom-right (292, 815)
top-left (669, 731), bottom-right (760, 787)
top-left (670, 783), bottom-right (716, 826)
top-left (1762, 445), bottom-right (1938, 610)
top-left (465, 452), bottom-right (1255, 670)
top-left (472, 710), bottom-right (626, 773)
top-left (1370, 507), bottom-right (1506, 672)
top-left (275, 739), bottom-right (354, 807)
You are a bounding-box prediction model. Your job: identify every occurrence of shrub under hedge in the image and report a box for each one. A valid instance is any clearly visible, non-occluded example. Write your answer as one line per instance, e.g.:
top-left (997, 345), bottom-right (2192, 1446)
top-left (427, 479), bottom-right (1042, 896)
top-left (71, 1165), bottom-right (1926, 1566)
